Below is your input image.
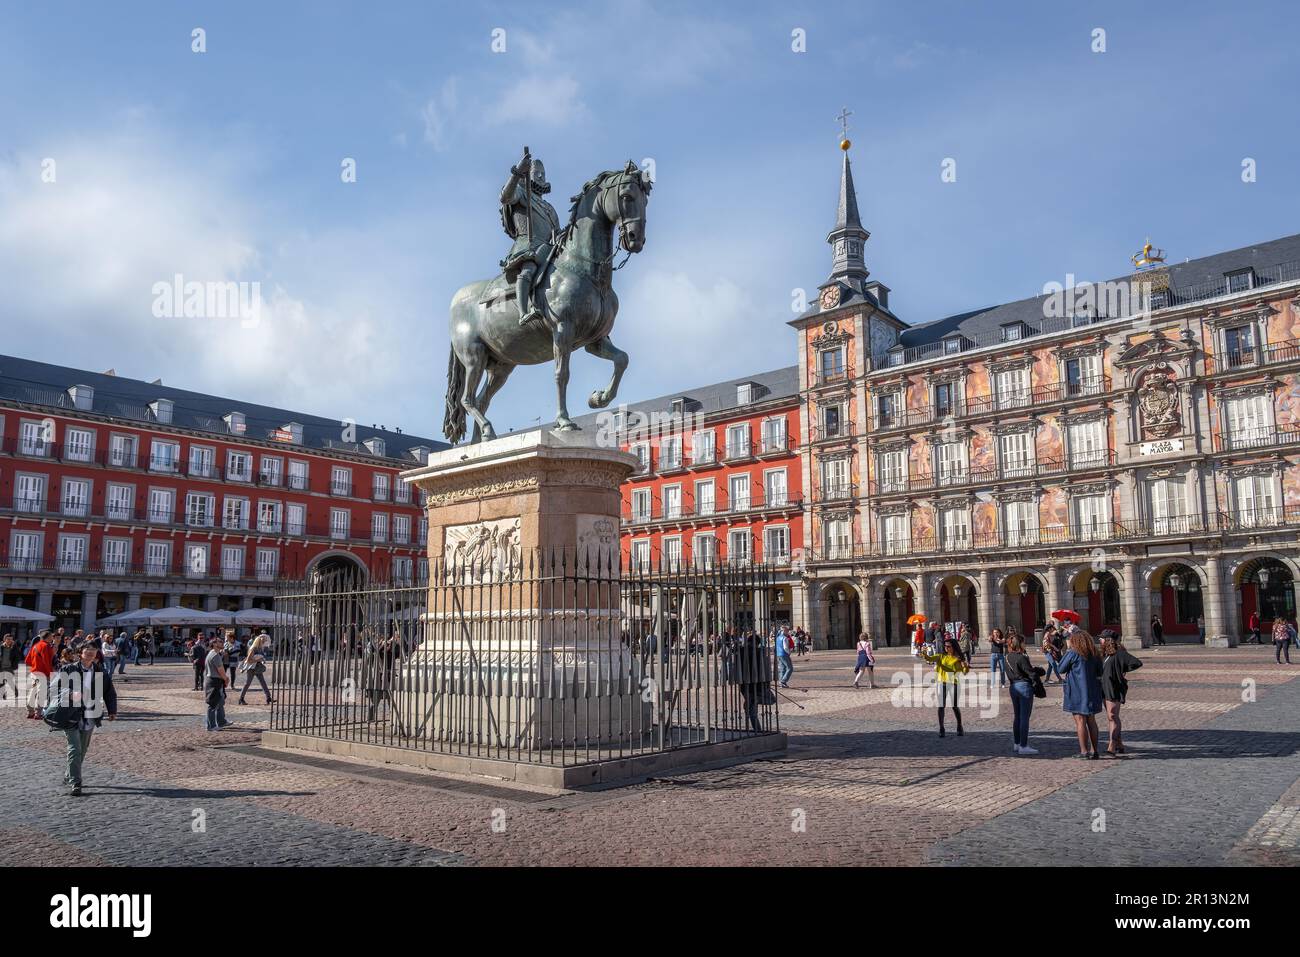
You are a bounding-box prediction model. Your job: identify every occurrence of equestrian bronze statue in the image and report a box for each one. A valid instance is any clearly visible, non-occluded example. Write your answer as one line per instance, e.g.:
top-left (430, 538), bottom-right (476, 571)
top-left (443, 148), bottom-right (652, 443)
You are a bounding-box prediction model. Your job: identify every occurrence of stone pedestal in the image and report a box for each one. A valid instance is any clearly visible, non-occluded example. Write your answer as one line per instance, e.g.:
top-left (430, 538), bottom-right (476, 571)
top-left (398, 430), bottom-right (648, 751)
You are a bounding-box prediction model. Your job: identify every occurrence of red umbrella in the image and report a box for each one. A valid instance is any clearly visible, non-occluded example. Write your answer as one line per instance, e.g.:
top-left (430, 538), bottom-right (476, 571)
top-left (1051, 609), bottom-right (1081, 624)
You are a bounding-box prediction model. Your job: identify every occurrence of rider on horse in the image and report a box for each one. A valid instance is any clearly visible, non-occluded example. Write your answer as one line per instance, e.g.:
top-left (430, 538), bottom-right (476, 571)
top-left (499, 147), bottom-right (561, 327)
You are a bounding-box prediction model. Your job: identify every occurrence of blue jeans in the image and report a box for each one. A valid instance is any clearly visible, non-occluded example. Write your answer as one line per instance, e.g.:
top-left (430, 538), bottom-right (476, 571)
top-left (1009, 680), bottom-right (1034, 747)
top-left (777, 655), bottom-right (792, 685)
top-left (204, 685), bottom-right (227, 730)
top-left (990, 653), bottom-right (1007, 686)
top-left (1043, 655), bottom-right (1061, 680)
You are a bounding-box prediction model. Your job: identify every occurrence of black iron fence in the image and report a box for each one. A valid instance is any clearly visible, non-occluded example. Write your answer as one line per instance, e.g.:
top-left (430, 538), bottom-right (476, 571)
top-left (269, 550), bottom-right (780, 767)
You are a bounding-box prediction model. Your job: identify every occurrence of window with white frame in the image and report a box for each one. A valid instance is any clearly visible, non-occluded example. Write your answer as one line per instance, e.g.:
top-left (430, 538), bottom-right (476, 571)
top-left (1224, 393), bottom-right (1272, 449)
top-left (258, 500), bottom-right (283, 533)
top-left (393, 514), bottom-right (410, 544)
top-left (728, 529), bottom-right (751, 564)
top-left (764, 525), bottom-right (789, 563)
top-left (10, 531), bottom-right (41, 571)
top-left (256, 548), bottom-right (279, 581)
top-left (394, 479), bottom-right (411, 503)
top-left (824, 516), bottom-right (853, 558)
top-left (695, 480), bottom-right (714, 516)
top-left (226, 450), bottom-right (252, 482)
top-left (1223, 324), bottom-right (1256, 367)
top-left (762, 417), bottom-right (787, 453)
top-left (185, 543), bottom-right (209, 578)
top-left (150, 439), bottom-right (179, 472)
top-left (1149, 477), bottom-right (1187, 534)
top-left (330, 466), bottom-right (352, 495)
top-left (819, 347), bottom-right (845, 381)
top-left (875, 392), bottom-right (899, 428)
top-left (659, 436), bottom-right (682, 470)
top-left (62, 479), bottom-right (90, 518)
top-left (15, 474), bottom-right (45, 512)
top-left (58, 534), bottom-right (88, 573)
top-left (1234, 473), bottom-right (1278, 527)
top-left (372, 512), bottom-right (389, 542)
top-left (692, 534), bottom-right (717, 568)
top-left (631, 443), bottom-right (649, 474)
top-left (373, 472), bottom-right (391, 500)
top-left (1068, 420), bottom-right (1107, 468)
top-left (103, 538), bottom-right (130, 575)
top-left (631, 539), bottom-right (651, 572)
top-left (691, 430), bottom-right (715, 464)
top-left (417, 516), bottom-right (428, 541)
top-left (221, 546), bottom-right (245, 580)
top-left (21, 420), bottom-right (50, 457)
top-left (144, 541), bottom-right (170, 575)
top-left (820, 457), bottom-right (851, 499)
top-left (148, 489), bottom-right (174, 524)
top-left (185, 491), bottom-right (215, 527)
top-left (64, 427), bottom-right (94, 462)
top-left (392, 556), bottom-right (414, 583)
top-left (940, 506), bottom-right (970, 549)
top-left (1064, 354), bottom-right (1102, 396)
top-left (261, 456), bottom-right (284, 487)
top-left (726, 424), bottom-right (750, 458)
top-left (882, 513), bottom-right (909, 555)
top-left (189, 445), bottom-right (215, 478)
top-left (821, 403), bottom-right (845, 439)
top-left (105, 484), bottom-right (133, 521)
top-left (662, 536), bottom-right (682, 572)
top-left (417, 557), bottom-right (429, 581)
top-left (764, 469), bottom-right (787, 507)
top-left (933, 380), bottom-right (959, 418)
top-left (877, 450), bottom-right (904, 493)
top-left (286, 503), bottom-right (306, 536)
top-left (631, 488), bottom-right (652, 521)
top-left (662, 484), bottom-right (682, 519)
top-left (998, 432), bottom-right (1034, 478)
top-left (1074, 493), bottom-right (1109, 540)
top-left (1003, 499), bottom-right (1039, 546)
top-left (994, 366), bottom-right (1031, 410)
top-left (288, 460), bottom-right (309, 490)
top-left (728, 474), bottom-right (751, 511)
top-left (108, 433), bottom-right (137, 468)
top-left (935, 440), bottom-right (968, 485)
top-left (223, 496), bottom-right (250, 530)
top-left (330, 508), bottom-right (350, 539)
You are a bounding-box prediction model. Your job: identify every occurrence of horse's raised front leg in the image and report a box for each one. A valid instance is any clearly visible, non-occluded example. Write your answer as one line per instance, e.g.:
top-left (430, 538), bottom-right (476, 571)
top-left (552, 326), bottom-right (578, 432)
top-left (585, 335), bottom-right (628, 409)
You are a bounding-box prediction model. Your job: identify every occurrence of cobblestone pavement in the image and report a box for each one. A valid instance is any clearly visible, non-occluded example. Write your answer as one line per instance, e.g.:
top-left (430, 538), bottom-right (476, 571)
top-left (2, 645), bottom-right (1296, 866)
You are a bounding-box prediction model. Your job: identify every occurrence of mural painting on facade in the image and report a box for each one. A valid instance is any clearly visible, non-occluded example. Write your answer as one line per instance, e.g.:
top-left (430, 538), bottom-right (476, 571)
top-left (970, 431), bottom-right (995, 472)
top-left (1265, 297), bottom-right (1300, 344)
top-left (1275, 376), bottom-right (1300, 429)
top-left (1038, 420), bottom-right (1064, 462)
top-left (1043, 487), bottom-right (1069, 528)
top-left (973, 499), bottom-right (997, 540)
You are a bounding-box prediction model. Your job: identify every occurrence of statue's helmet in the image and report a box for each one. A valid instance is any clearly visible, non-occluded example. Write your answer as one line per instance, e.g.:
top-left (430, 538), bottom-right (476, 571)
top-left (530, 160), bottom-right (550, 191)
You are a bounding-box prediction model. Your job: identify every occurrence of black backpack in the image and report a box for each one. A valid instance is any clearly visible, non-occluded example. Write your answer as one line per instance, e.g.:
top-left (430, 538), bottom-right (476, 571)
top-left (42, 670), bottom-right (82, 731)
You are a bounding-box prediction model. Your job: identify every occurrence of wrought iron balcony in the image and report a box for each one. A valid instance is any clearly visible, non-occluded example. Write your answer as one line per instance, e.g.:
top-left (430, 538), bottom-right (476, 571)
top-left (869, 450), bottom-right (1117, 495)
top-left (1212, 423), bottom-right (1300, 452)
top-left (871, 377), bottom-right (1111, 433)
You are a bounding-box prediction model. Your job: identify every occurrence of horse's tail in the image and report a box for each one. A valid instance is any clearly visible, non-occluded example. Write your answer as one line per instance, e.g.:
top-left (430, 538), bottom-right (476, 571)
top-left (442, 350), bottom-right (466, 445)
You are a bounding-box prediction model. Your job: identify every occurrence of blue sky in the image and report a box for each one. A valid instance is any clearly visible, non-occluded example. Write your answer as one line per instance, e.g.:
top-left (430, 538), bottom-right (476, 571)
top-left (1, 1), bottom-right (1297, 441)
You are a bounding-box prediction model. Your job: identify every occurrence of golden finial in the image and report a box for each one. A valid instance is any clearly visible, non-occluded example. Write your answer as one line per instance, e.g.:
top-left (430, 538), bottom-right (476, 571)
top-left (837, 107), bottom-right (852, 151)
top-left (1131, 237), bottom-right (1166, 270)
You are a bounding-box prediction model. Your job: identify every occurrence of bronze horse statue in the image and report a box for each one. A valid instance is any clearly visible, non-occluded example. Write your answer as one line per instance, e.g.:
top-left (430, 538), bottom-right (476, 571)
top-left (443, 160), bottom-right (652, 443)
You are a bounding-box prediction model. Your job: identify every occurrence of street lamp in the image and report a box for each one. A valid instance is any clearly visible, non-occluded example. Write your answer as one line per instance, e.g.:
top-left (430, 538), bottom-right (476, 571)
top-left (1090, 577), bottom-right (1101, 593)
top-left (894, 586), bottom-right (904, 599)
top-left (953, 584), bottom-right (963, 598)
top-left (1018, 580), bottom-right (1029, 596)
top-left (1259, 567), bottom-right (1272, 587)
top-left (1169, 573), bottom-right (1182, 590)
top-left (837, 589), bottom-right (846, 602)
top-left (1188, 578), bottom-right (1199, 593)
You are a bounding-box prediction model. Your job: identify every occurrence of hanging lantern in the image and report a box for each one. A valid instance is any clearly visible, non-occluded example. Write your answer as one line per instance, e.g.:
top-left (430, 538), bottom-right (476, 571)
top-left (775, 588), bottom-right (785, 603)
top-left (1259, 567), bottom-right (1271, 587)
top-left (837, 589), bottom-right (846, 602)
top-left (1188, 578), bottom-right (1199, 592)
top-left (953, 584), bottom-right (963, 598)
top-left (1090, 577), bottom-right (1101, 593)
top-left (1169, 573), bottom-right (1182, 590)
top-left (894, 586), bottom-right (904, 599)
top-left (1018, 580), bottom-right (1029, 596)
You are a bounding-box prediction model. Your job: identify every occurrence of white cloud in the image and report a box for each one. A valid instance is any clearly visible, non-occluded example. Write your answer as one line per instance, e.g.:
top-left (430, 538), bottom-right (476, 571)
top-left (486, 73), bottom-right (587, 128)
top-left (421, 77), bottom-right (459, 150)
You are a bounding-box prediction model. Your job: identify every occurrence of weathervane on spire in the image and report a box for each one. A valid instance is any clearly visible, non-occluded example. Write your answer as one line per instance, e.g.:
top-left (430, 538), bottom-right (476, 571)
top-left (836, 107), bottom-right (853, 150)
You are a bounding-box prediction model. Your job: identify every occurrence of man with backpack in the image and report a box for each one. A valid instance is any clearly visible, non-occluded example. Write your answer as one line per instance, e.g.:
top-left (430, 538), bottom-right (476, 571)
top-left (189, 635), bottom-right (209, 691)
top-left (24, 630), bottom-right (55, 719)
top-left (47, 641), bottom-right (117, 795)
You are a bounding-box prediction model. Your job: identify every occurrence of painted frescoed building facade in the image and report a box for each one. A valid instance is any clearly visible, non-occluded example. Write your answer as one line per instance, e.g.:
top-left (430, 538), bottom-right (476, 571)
top-left (789, 143), bottom-right (1300, 647)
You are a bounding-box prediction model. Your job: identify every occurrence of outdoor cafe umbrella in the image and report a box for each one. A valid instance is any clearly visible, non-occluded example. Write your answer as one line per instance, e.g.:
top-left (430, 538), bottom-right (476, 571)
top-left (136, 606), bottom-right (234, 628)
top-left (906, 613), bottom-right (928, 625)
top-left (0, 603), bottom-right (54, 623)
top-left (233, 608), bottom-right (306, 628)
top-left (1051, 609), bottom-right (1081, 624)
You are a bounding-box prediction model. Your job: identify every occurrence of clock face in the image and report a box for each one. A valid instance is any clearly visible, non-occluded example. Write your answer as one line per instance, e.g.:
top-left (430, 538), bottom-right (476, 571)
top-left (820, 286), bottom-right (840, 310)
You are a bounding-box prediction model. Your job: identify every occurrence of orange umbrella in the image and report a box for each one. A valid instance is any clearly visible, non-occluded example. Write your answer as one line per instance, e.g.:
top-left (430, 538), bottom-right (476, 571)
top-left (907, 614), bottom-right (928, 625)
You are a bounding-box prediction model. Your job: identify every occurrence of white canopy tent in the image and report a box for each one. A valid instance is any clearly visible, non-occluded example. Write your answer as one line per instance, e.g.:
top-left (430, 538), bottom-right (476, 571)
top-left (233, 608), bottom-right (306, 627)
top-left (0, 603), bottom-right (55, 623)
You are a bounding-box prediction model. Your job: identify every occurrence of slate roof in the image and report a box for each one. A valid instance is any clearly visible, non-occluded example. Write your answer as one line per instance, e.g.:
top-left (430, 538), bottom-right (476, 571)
top-left (571, 365), bottom-right (798, 430)
top-left (0, 353), bottom-right (447, 462)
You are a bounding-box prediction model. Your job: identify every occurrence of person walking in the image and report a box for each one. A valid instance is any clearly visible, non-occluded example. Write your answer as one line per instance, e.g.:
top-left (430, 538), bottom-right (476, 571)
top-left (24, 630), bottom-right (55, 719)
top-left (203, 635), bottom-right (233, 731)
top-left (1040, 625), bottom-right (1063, 683)
top-left (0, 634), bottom-right (22, 702)
top-left (921, 637), bottom-right (969, 737)
top-left (958, 625), bottom-right (975, 666)
top-left (1247, 610), bottom-right (1261, 645)
top-left (1273, 616), bottom-right (1293, 665)
top-left (1057, 630), bottom-right (1105, 759)
top-left (99, 630), bottom-right (119, 681)
top-left (47, 642), bottom-right (117, 796)
top-left (852, 632), bottom-right (876, 689)
top-left (1004, 634), bottom-right (1042, 755)
top-left (911, 621), bottom-right (924, 657)
top-left (189, 635), bottom-right (208, 691)
top-left (113, 630), bottom-right (130, 678)
top-left (1150, 615), bottom-right (1166, 647)
top-left (1100, 631), bottom-right (1143, 756)
top-left (237, 634), bottom-right (274, 704)
top-left (775, 625), bottom-right (793, 688)
top-left (988, 628), bottom-right (1008, 688)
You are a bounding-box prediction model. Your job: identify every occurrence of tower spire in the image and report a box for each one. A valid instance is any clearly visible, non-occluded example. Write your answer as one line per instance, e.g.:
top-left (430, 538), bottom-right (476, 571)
top-left (826, 120), bottom-right (869, 285)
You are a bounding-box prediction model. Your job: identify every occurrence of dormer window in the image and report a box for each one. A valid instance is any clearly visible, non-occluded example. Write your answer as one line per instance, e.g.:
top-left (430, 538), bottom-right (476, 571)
top-left (1000, 322), bottom-right (1028, 343)
top-left (886, 345), bottom-right (905, 368)
top-left (1226, 268), bottom-right (1255, 294)
top-left (408, 445), bottom-right (432, 462)
top-left (150, 399), bottom-right (173, 424)
top-left (224, 412), bottom-right (246, 434)
top-left (670, 397), bottom-right (685, 416)
top-left (279, 422), bottom-right (304, 444)
top-left (364, 437), bottom-right (386, 457)
top-left (942, 336), bottom-right (963, 356)
top-left (67, 384), bottom-right (94, 411)
top-left (737, 382), bottom-right (755, 405)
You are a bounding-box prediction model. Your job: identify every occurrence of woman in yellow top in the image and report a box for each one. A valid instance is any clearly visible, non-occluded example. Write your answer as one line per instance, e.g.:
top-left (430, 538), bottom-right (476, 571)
top-left (921, 637), bottom-right (970, 737)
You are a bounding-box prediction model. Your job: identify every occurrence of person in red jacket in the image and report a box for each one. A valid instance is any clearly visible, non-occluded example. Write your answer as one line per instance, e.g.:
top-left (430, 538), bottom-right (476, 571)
top-left (24, 629), bottom-right (55, 719)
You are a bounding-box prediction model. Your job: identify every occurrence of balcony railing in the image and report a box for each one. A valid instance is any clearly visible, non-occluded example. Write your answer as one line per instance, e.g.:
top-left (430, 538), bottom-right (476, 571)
top-left (872, 377), bottom-right (1111, 433)
top-left (657, 451), bottom-right (686, 473)
top-left (688, 448), bottom-right (718, 468)
top-left (0, 554), bottom-right (302, 582)
top-left (869, 450), bottom-right (1117, 494)
top-left (330, 480), bottom-right (354, 497)
top-left (812, 366), bottom-right (852, 388)
top-left (808, 422), bottom-right (856, 444)
top-left (723, 440), bottom-right (753, 461)
top-left (759, 434), bottom-right (791, 455)
top-left (1213, 423), bottom-right (1300, 452)
top-left (814, 482), bottom-right (857, 503)
top-left (622, 489), bottom-right (803, 524)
